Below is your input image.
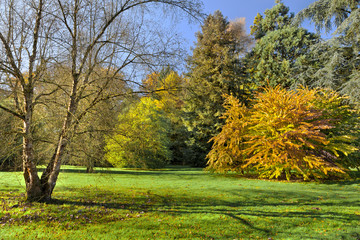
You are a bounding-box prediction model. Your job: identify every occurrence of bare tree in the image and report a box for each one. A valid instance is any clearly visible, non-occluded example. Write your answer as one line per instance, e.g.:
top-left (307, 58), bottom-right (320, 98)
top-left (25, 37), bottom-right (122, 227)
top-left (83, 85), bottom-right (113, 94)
top-left (0, 0), bottom-right (203, 202)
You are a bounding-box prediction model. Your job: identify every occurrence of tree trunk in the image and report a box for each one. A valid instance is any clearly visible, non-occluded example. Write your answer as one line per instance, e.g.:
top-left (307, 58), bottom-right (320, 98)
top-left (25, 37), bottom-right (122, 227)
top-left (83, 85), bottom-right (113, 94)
top-left (23, 123), bottom-right (43, 202)
top-left (22, 96), bottom-right (44, 202)
top-left (40, 135), bottom-right (69, 202)
top-left (86, 163), bottom-right (94, 173)
top-left (39, 78), bottom-right (79, 202)
top-left (25, 134), bottom-right (70, 202)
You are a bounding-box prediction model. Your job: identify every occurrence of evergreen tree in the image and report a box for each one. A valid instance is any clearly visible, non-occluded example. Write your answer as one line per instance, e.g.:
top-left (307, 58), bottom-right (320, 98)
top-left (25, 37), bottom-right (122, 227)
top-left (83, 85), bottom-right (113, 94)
top-left (295, 0), bottom-right (360, 107)
top-left (184, 11), bottom-right (251, 166)
top-left (295, 0), bottom-right (360, 164)
top-left (247, 2), bottom-right (319, 88)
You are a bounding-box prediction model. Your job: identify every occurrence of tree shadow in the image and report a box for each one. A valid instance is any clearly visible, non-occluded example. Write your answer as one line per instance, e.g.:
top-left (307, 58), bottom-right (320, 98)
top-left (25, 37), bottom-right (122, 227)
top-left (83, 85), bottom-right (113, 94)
top-left (38, 184), bottom-right (360, 237)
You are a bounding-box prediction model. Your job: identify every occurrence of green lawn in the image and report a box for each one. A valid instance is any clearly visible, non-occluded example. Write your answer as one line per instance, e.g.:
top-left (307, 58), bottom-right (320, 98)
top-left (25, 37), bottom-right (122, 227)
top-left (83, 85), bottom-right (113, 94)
top-left (0, 166), bottom-right (359, 239)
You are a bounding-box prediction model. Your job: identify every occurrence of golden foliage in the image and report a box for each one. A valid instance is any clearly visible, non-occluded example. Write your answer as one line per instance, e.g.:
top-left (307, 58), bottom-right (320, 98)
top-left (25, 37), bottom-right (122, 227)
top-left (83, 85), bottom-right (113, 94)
top-left (207, 86), bottom-right (358, 180)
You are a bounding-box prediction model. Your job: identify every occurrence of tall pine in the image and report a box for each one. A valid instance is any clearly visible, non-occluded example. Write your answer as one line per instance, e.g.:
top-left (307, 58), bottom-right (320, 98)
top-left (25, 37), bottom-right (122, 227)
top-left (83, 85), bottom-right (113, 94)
top-left (184, 10), bottom-right (251, 166)
top-left (247, 1), bottom-right (319, 89)
top-left (295, 0), bottom-right (360, 107)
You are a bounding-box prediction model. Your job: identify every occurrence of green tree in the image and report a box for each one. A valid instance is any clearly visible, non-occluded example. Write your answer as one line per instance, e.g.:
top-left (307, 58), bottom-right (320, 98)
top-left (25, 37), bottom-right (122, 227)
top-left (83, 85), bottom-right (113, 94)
top-left (142, 69), bottom-right (189, 165)
top-left (105, 97), bottom-right (171, 169)
top-left (295, 0), bottom-right (360, 107)
top-left (184, 10), bottom-right (251, 166)
top-left (207, 86), bottom-right (359, 180)
top-left (248, 2), bottom-right (319, 88)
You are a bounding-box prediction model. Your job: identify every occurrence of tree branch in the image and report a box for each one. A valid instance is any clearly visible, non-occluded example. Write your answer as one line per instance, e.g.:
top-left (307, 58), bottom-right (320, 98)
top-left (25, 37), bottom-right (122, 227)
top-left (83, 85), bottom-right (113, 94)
top-left (0, 104), bottom-right (25, 120)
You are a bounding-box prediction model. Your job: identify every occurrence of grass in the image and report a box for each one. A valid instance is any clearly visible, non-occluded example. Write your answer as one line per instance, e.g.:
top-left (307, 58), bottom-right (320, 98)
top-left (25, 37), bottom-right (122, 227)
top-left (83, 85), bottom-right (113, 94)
top-left (0, 165), bottom-right (359, 240)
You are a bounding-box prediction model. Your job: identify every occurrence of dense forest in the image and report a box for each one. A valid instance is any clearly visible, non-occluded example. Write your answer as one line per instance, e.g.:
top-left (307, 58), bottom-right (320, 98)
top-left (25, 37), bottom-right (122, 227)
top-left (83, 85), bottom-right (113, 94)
top-left (0, 0), bottom-right (359, 202)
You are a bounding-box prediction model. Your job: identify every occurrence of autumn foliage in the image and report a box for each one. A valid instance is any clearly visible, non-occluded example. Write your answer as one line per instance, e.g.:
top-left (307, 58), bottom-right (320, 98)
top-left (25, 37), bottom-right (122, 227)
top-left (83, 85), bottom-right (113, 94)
top-left (207, 86), bottom-right (358, 180)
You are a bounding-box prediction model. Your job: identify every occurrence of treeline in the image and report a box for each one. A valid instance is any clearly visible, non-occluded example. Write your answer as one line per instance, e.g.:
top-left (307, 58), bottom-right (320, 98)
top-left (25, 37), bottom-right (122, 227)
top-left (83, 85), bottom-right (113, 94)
top-left (104, 1), bottom-right (360, 180)
top-left (1, 0), bottom-right (359, 184)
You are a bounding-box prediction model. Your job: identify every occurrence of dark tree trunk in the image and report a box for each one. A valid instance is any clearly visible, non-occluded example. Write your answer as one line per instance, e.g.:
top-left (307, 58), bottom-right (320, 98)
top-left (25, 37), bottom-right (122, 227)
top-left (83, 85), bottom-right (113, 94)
top-left (86, 164), bottom-right (94, 173)
top-left (40, 135), bottom-right (69, 202)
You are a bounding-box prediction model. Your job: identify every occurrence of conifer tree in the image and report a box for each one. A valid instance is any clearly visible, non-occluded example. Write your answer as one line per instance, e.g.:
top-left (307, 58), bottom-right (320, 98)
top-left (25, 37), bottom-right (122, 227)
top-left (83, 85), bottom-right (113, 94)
top-left (248, 2), bottom-right (319, 89)
top-left (184, 10), bottom-right (251, 166)
top-left (295, 0), bottom-right (360, 107)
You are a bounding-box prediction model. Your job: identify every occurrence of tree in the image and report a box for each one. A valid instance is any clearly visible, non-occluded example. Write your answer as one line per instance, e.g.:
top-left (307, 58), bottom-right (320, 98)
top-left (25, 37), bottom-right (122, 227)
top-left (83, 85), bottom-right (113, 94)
top-left (295, 0), bottom-right (360, 107)
top-left (142, 68), bottom-right (189, 165)
top-left (247, 1), bottom-right (319, 89)
top-left (184, 10), bottom-right (252, 166)
top-left (207, 86), bottom-right (359, 180)
top-left (50, 67), bottom-right (129, 173)
top-left (0, 0), bottom-right (203, 202)
top-left (105, 97), bottom-right (171, 169)
top-left (67, 99), bottom-right (119, 173)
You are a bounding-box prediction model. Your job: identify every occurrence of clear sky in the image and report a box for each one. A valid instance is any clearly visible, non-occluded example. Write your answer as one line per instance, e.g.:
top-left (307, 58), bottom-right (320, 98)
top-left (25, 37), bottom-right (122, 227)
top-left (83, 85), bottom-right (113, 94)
top-left (179, 0), bottom-right (325, 51)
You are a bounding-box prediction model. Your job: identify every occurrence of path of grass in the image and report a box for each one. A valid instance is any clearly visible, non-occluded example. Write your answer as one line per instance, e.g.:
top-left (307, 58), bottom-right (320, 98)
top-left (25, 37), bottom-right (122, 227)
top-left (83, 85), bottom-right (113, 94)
top-left (0, 166), bottom-right (359, 239)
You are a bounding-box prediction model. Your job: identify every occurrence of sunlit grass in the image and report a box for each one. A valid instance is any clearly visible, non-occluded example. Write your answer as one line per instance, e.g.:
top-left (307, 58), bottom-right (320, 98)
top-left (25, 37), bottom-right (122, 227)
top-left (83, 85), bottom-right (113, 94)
top-left (1, 166), bottom-right (359, 239)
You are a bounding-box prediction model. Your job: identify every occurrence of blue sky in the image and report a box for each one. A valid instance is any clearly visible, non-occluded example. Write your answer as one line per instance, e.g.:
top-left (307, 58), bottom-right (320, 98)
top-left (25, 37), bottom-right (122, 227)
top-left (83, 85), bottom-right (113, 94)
top-left (179, 0), bottom-right (327, 50)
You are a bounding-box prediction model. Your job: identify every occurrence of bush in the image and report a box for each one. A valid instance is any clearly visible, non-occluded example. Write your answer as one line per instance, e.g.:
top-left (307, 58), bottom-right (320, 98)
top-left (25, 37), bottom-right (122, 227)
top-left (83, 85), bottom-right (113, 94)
top-left (207, 86), bottom-right (359, 180)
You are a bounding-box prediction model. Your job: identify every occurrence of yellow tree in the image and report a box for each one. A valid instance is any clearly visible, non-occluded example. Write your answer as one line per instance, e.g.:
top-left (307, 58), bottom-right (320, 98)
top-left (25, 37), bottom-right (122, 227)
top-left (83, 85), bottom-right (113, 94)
top-left (142, 69), bottom-right (189, 164)
top-left (207, 86), bottom-right (359, 180)
top-left (105, 97), bottom-right (171, 169)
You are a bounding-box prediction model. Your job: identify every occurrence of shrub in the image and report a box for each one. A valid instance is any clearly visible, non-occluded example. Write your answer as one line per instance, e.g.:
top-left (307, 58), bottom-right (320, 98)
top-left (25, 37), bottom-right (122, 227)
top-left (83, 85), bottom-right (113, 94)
top-left (207, 86), bottom-right (359, 180)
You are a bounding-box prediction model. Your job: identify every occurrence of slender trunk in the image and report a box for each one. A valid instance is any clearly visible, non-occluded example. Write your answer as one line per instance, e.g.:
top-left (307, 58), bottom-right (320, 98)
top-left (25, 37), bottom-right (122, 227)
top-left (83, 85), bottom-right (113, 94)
top-left (86, 162), bottom-right (94, 173)
top-left (40, 77), bottom-right (79, 201)
top-left (38, 1), bottom-right (81, 201)
top-left (40, 134), bottom-right (69, 201)
top-left (20, 0), bottom-right (46, 202)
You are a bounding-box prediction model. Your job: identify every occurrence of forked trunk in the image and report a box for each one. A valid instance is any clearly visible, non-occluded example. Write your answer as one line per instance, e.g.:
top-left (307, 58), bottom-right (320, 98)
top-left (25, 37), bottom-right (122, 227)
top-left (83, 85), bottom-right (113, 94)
top-left (24, 79), bottom-right (78, 202)
top-left (40, 135), bottom-right (69, 201)
top-left (24, 132), bottom-right (72, 202)
top-left (37, 79), bottom-right (79, 202)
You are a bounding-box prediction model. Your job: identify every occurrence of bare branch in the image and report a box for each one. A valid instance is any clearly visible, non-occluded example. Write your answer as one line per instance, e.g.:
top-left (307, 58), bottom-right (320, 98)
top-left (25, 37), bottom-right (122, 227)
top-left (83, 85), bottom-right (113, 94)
top-left (0, 104), bottom-right (25, 120)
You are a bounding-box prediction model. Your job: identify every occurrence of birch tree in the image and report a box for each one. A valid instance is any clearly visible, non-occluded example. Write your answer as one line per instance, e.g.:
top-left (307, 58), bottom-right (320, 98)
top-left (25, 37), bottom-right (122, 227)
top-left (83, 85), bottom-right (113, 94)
top-left (0, 0), bottom-right (203, 202)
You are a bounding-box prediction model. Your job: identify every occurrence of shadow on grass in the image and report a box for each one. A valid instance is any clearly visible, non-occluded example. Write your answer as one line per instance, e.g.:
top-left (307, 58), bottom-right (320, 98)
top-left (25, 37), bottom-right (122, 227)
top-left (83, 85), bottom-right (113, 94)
top-left (322, 170), bottom-right (360, 185)
top-left (47, 197), bottom-right (275, 234)
top-left (220, 171), bottom-right (360, 185)
top-left (40, 184), bottom-right (360, 236)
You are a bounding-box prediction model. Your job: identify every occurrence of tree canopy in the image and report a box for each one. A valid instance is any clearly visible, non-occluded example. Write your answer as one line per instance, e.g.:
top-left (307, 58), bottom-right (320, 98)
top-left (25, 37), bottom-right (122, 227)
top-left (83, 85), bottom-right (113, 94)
top-left (295, 0), bottom-right (360, 106)
top-left (105, 97), bottom-right (171, 169)
top-left (183, 10), bottom-right (252, 165)
top-left (207, 86), bottom-right (359, 180)
top-left (0, 0), bottom-right (360, 205)
top-left (248, 2), bottom-right (319, 88)
top-left (0, 0), bottom-right (204, 202)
